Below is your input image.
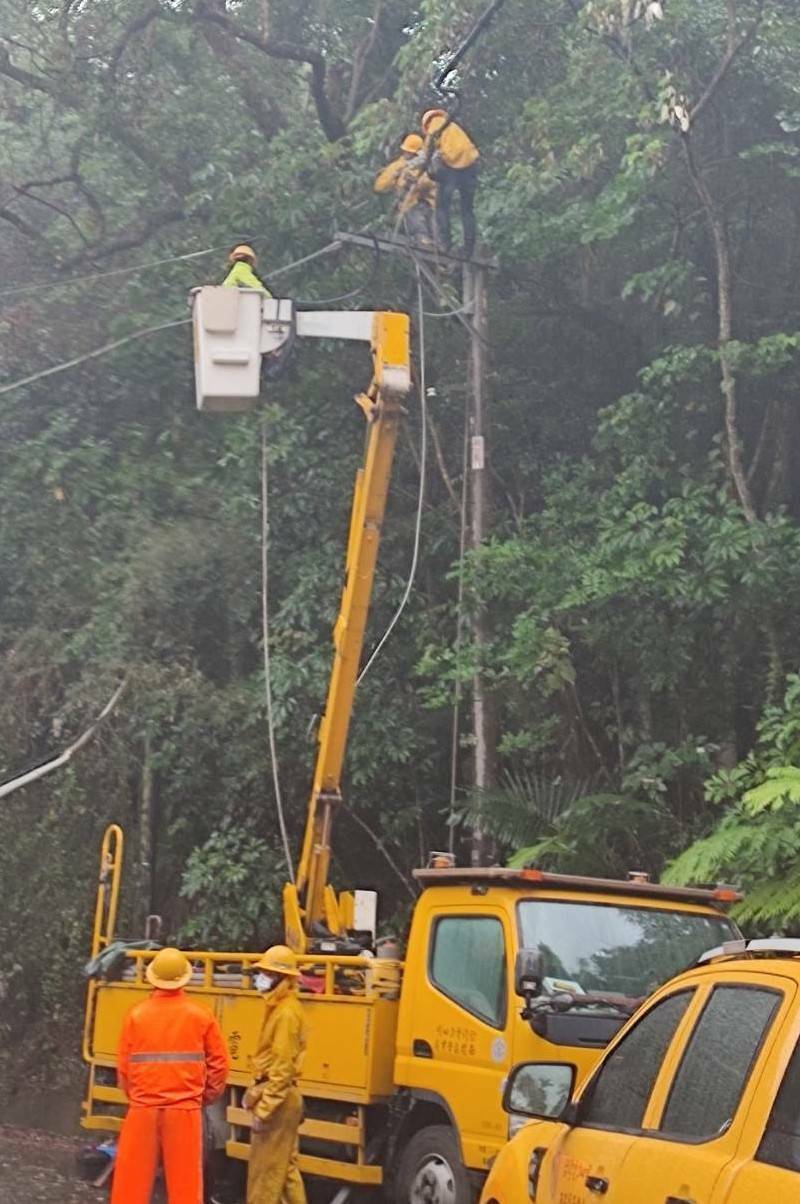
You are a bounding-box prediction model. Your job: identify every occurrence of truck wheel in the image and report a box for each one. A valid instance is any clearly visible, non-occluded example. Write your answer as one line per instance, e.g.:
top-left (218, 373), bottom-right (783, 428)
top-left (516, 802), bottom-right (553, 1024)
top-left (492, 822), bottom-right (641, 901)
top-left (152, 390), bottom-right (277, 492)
top-left (395, 1125), bottom-right (474, 1204)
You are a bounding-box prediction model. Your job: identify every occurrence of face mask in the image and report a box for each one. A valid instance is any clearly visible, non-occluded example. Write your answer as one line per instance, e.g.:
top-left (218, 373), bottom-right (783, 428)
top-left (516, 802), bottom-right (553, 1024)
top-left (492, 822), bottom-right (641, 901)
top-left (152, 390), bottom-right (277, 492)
top-left (255, 972), bottom-right (278, 993)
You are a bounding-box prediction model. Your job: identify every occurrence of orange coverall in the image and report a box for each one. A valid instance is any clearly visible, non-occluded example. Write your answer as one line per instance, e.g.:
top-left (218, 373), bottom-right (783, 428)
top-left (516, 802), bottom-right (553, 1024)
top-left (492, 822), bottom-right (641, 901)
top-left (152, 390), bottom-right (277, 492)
top-left (111, 989), bottom-right (229, 1204)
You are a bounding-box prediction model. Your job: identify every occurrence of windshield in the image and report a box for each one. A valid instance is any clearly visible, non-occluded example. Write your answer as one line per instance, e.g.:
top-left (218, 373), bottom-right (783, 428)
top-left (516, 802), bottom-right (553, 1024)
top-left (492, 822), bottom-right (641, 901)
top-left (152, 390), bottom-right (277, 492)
top-left (518, 900), bottom-right (738, 1000)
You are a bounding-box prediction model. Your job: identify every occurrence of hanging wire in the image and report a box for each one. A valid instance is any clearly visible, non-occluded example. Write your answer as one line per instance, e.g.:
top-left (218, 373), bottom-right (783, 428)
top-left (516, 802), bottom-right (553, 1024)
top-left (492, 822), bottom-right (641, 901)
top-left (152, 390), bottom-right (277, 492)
top-left (0, 235), bottom-right (343, 299)
top-left (260, 418), bottom-right (295, 882)
top-left (0, 317), bottom-right (190, 397)
top-left (356, 265), bottom-right (428, 685)
top-left (448, 399), bottom-right (471, 852)
top-left (0, 242), bottom-right (346, 398)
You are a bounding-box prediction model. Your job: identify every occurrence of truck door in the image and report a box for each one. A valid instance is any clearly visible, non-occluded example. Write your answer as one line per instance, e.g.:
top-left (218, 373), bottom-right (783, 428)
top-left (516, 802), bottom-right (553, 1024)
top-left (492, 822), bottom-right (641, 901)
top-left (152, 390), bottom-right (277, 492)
top-left (397, 907), bottom-right (514, 1171)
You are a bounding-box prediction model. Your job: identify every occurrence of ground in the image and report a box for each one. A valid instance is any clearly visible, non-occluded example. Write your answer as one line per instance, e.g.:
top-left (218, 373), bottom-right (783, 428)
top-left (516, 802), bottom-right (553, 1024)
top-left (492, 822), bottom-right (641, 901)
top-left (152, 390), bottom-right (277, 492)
top-left (0, 1125), bottom-right (103, 1203)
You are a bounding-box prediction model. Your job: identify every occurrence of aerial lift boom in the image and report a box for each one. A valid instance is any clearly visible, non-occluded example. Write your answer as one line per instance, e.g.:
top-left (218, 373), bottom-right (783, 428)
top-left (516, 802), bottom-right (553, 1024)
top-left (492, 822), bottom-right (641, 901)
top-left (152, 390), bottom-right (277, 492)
top-left (192, 288), bottom-right (411, 951)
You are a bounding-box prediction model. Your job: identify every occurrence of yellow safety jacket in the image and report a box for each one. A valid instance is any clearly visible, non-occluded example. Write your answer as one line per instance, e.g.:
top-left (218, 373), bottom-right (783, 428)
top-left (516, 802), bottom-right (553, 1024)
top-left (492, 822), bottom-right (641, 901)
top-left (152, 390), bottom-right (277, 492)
top-left (374, 156), bottom-right (436, 214)
top-left (222, 260), bottom-right (273, 295)
top-left (424, 115), bottom-right (479, 170)
top-left (244, 982), bottom-right (307, 1123)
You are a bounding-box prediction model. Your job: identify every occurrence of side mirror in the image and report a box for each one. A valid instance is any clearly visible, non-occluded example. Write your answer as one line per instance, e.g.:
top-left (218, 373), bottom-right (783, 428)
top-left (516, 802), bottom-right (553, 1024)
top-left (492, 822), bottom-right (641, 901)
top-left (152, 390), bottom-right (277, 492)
top-left (503, 1061), bottom-right (577, 1122)
top-left (515, 947), bottom-right (544, 998)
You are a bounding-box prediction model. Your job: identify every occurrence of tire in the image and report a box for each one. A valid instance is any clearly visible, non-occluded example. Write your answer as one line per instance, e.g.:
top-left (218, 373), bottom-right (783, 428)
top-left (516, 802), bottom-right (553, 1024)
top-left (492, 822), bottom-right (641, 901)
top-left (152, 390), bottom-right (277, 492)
top-left (394, 1125), bottom-right (474, 1204)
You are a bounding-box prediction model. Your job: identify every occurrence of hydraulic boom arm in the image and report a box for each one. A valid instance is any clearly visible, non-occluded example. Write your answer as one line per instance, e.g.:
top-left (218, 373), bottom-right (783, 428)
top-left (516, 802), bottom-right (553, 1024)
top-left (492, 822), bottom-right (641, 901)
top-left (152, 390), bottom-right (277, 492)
top-left (285, 313), bottom-right (410, 950)
top-left (192, 290), bottom-right (410, 951)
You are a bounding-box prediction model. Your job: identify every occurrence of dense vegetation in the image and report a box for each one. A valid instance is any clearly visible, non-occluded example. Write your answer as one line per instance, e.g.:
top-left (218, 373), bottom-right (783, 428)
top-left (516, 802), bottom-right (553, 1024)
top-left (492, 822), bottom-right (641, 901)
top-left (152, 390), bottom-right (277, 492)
top-left (1, 0), bottom-right (799, 1083)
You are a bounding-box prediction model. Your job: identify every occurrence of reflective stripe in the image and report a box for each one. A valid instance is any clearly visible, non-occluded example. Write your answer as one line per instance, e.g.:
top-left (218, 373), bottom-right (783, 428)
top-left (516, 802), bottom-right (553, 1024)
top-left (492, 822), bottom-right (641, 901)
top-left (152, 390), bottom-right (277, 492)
top-left (129, 1051), bottom-right (206, 1064)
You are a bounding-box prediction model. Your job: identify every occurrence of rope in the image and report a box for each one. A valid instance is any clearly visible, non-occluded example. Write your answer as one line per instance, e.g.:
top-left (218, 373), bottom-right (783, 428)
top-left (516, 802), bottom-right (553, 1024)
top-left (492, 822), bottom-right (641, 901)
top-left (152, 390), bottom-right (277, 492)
top-left (357, 265), bottom-right (428, 686)
top-left (448, 400), bottom-right (470, 852)
top-left (260, 418), bottom-right (295, 881)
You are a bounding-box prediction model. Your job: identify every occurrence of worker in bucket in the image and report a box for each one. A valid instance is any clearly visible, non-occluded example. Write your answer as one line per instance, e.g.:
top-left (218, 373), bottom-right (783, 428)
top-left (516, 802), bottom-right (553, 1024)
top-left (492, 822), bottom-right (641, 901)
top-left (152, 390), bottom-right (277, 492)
top-left (222, 243), bottom-right (273, 294)
top-left (111, 947), bottom-right (229, 1204)
top-left (244, 945), bottom-right (308, 1204)
top-left (420, 109), bottom-right (480, 259)
top-left (374, 133), bottom-right (437, 248)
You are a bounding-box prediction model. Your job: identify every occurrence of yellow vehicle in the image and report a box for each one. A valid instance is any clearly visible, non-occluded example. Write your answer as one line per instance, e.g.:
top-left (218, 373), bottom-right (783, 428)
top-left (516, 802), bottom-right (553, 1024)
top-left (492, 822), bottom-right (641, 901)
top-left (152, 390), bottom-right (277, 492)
top-left (81, 288), bottom-right (744, 1204)
top-left (483, 937), bottom-right (800, 1204)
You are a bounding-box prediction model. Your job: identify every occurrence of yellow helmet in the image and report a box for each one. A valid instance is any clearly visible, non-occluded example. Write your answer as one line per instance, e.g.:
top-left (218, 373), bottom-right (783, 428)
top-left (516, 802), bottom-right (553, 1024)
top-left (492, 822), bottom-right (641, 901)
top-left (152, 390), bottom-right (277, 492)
top-left (421, 108), bottom-right (447, 131)
top-left (146, 947), bottom-right (192, 991)
top-left (401, 133), bottom-right (424, 153)
top-left (228, 243), bottom-right (257, 265)
top-left (253, 944), bottom-right (299, 977)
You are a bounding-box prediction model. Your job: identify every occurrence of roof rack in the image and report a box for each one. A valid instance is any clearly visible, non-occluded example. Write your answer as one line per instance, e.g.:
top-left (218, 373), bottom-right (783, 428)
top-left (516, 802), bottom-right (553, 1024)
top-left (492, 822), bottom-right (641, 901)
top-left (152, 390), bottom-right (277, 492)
top-left (412, 865), bottom-right (742, 908)
top-left (697, 937), bottom-right (800, 966)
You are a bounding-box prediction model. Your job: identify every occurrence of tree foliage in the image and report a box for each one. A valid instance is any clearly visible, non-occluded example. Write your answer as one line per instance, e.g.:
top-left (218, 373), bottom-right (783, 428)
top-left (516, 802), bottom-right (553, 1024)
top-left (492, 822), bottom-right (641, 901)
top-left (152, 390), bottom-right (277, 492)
top-left (2, 0), bottom-right (800, 1084)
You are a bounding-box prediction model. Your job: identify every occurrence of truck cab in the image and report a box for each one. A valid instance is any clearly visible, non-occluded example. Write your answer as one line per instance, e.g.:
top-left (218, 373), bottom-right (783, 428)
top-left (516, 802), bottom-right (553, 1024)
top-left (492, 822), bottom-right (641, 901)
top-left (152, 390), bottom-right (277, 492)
top-left (390, 866), bottom-right (740, 1202)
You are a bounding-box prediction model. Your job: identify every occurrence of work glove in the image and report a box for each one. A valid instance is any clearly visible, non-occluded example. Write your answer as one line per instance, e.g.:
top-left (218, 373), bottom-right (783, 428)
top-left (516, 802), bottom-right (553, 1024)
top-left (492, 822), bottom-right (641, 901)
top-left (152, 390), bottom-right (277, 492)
top-left (243, 1085), bottom-right (260, 1111)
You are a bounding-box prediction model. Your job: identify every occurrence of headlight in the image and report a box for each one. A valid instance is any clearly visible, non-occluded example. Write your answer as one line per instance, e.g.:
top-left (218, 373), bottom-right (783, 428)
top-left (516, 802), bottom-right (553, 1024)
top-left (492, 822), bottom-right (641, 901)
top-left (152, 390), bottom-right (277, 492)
top-left (527, 1147), bottom-right (546, 1201)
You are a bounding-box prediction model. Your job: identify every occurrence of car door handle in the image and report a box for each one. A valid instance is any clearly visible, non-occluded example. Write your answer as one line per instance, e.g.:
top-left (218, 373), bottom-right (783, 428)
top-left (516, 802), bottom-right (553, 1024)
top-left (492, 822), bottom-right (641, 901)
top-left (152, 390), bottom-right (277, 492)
top-left (665, 1199), bottom-right (694, 1204)
top-left (585, 1177), bottom-right (609, 1194)
top-left (412, 1038), bottom-right (433, 1058)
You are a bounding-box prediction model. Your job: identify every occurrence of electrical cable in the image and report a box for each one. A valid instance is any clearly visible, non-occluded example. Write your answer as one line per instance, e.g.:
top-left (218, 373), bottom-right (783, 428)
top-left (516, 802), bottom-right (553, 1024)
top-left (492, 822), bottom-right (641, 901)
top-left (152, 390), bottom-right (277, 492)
top-left (0, 317), bottom-right (189, 397)
top-left (0, 241), bottom-right (345, 398)
top-left (295, 235), bottom-right (382, 308)
top-left (433, 0), bottom-right (508, 99)
top-left (260, 418), bottom-right (295, 882)
top-left (0, 236), bottom-right (343, 300)
top-left (356, 265), bottom-right (427, 686)
top-left (0, 240), bottom-right (241, 299)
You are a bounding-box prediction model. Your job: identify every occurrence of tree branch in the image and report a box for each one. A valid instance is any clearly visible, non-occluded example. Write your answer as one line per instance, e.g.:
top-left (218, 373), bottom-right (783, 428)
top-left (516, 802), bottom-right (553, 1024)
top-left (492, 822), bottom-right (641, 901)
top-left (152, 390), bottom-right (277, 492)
top-left (345, 0), bottom-right (385, 125)
top-left (108, 4), bottom-right (164, 80)
top-left (681, 131), bottom-right (756, 523)
top-left (59, 204), bottom-right (185, 269)
top-left (0, 204), bottom-right (39, 238)
top-left (689, 0), bottom-right (765, 125)
top-left (193, 5), bottom-right (346, 141)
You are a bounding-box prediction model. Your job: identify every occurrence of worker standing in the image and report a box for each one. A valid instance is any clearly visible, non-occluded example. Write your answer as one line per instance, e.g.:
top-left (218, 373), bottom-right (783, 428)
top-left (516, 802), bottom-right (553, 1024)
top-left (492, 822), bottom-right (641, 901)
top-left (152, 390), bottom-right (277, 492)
top-left (222, 243), bottom-right (273, 294)
top-left (374, 134), bottom-right (437, 247)
top-left (421, 109), bottom-right (480, 259)
top-left (110, 947), bottom-right (229, 1204)
top-left (244, 945), bottom-right (308, 1204)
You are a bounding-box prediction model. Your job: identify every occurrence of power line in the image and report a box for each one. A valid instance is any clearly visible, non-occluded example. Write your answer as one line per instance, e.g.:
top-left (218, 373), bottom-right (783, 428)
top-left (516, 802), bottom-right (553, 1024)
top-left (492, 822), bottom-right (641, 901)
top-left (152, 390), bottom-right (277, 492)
top-left (0, 236), bottom-right (343, 300)
top-left (357, 265), bottom-right (428, 685)
top-left (0, 317), bottom-right (189, 397)
top-left (0, 241), bottom-right (236, 299)
top-left (0, 242), bottom-right (344, 398)
top-left (260, 418), bottom-right (295, 882)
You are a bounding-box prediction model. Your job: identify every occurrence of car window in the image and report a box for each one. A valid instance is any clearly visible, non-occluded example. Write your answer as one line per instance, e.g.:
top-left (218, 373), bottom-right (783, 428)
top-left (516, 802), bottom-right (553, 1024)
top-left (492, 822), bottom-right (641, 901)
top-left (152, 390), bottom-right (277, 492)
top-left (581, 990), bottom-right (693, 1129)
top-left (661, 986), bottom-right (780, 1140)
top-left (758, 1034), bottom-right (800, 1171)
top-left (429, 916), bottom-right (506, 1028)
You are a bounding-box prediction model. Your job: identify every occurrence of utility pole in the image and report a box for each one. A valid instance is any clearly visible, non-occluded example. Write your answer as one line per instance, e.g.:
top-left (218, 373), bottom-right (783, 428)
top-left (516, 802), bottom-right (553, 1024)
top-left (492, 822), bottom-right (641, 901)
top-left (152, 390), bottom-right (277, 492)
top-left (466, 263), bottom-right (495, 866)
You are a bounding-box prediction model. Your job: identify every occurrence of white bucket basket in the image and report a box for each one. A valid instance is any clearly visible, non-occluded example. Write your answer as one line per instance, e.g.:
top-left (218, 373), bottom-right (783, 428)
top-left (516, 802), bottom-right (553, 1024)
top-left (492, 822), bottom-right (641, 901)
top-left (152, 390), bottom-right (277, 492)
top-left (192, 285), bottom-right (263, 413)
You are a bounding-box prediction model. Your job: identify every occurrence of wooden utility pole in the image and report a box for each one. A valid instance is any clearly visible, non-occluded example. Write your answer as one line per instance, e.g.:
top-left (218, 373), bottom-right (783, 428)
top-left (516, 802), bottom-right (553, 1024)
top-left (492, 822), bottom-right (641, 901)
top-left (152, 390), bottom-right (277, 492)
top-left (466, 264), bottom-right (495, 866)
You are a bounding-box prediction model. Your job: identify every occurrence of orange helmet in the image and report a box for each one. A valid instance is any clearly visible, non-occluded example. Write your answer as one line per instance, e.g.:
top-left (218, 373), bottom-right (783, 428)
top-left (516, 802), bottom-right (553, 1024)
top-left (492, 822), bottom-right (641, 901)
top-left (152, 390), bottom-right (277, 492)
top-left (421, 109), bottom-right (447, 131)
top-left (228, 243), bottom-right (257, 265)
top-left (401, 133), bottom-right (424, 153)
